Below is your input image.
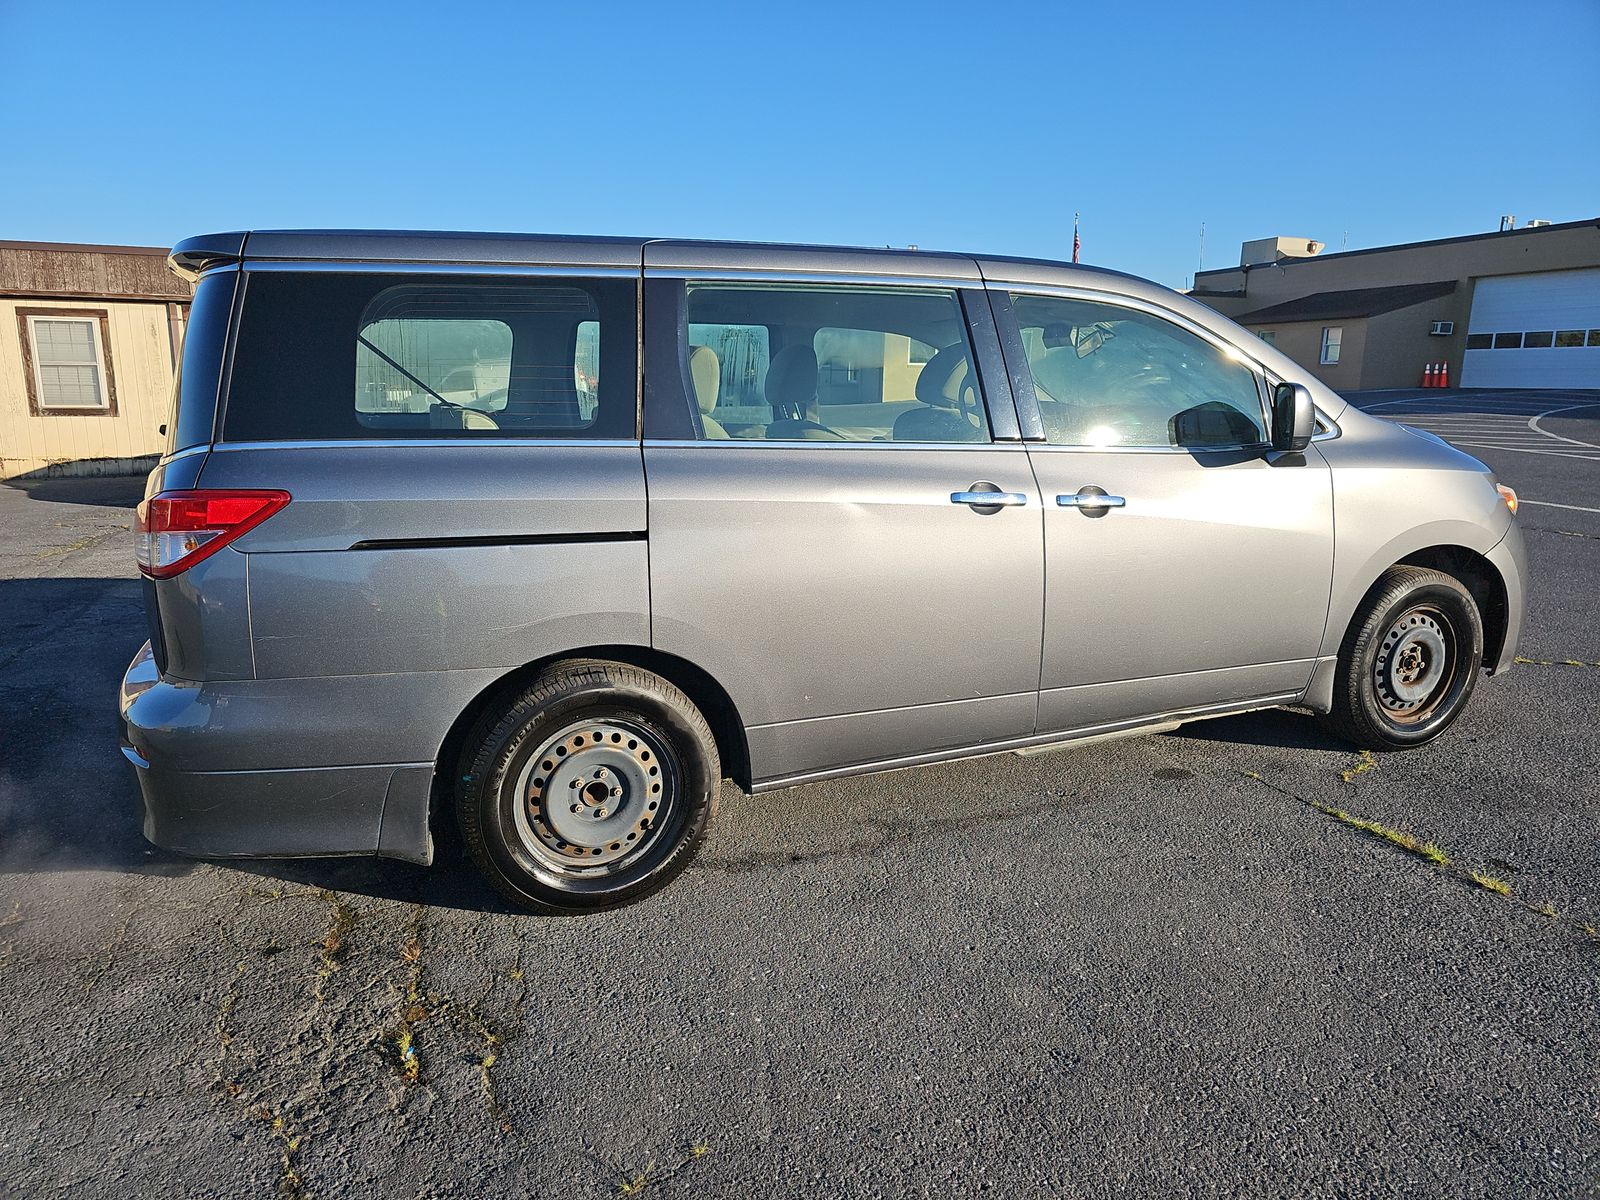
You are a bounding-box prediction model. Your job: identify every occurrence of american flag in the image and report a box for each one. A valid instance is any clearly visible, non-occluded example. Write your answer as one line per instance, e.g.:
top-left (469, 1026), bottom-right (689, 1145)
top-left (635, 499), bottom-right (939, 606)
top-left (1072, 212), bottom-right (1081, 263)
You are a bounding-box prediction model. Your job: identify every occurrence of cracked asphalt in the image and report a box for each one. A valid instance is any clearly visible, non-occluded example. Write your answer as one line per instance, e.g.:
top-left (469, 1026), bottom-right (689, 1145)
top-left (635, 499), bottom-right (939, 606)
top-left (1, 399), bottom-right (1597, 1198)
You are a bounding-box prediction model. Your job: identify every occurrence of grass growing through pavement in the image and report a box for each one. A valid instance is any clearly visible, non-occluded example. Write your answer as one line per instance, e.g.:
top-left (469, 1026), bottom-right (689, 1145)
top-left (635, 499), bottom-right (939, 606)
top-left (1338, 750), bottom-right (1378, 784)
top-left (616, 1143), bottom-right (712, 1196)
top-left (1309, 800), bottom-right (1451, 867)
top-left (1468, 870), bottom-right (1513, 896)
top-left (1241, 768), bottom-right (1596, 940)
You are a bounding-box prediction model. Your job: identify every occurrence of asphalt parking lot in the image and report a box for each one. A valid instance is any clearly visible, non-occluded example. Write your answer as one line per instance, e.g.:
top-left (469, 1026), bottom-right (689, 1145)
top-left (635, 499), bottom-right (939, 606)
top-left (1, 391), bottom-right (1596, 1199)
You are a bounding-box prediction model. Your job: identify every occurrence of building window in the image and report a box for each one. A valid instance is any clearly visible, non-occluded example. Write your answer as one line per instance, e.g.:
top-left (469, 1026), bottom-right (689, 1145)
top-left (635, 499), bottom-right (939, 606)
top-left (1555, 330), bottom-right (1585, 348)
top-left (1493, 332), bottom-right (1522, 350)
top-left (1589, 330), bottom-right (1600, 347)
top-left (1256, 330), bottom-right (1276, 344)
top-left (1319, 326), bottom-right (1342, 365)
top-left (1465, 333), bottom-right (1494, 350)
top-left (1522, 330), bottom-right (1555, 349)
top-left (17, 309), bottom-right (117, 415)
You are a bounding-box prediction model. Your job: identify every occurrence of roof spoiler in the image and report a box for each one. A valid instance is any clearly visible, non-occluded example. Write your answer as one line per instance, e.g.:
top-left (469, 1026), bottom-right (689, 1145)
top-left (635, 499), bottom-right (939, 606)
top-left (167, 232), bottom-right (248, 281)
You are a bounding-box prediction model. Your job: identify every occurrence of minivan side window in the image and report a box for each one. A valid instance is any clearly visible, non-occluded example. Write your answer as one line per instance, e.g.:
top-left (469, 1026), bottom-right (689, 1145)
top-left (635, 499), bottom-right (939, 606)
top-left (667, 283), bottom-right (991, 443)
top-left (1010, 292), bottom-right (1267, 449)
top-left (224, 272), bottom-right (636, 441)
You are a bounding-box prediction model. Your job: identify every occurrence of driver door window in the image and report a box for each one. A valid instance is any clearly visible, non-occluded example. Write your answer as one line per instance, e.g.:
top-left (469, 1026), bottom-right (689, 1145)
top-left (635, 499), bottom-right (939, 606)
top-left (1010, 293), bottom-right (1267, 449)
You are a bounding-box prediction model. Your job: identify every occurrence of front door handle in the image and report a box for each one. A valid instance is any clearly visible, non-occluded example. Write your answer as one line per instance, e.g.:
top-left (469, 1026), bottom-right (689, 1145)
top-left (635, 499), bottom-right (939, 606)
top-left (951, 485), bottom-right (1027, 508)
top-left (1057, 487), bottom-right (1126, 515)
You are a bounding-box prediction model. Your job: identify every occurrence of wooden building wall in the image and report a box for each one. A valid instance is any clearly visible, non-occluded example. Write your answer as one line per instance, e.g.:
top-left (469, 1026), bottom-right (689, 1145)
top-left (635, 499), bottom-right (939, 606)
top-left (0, 242), bottom-right (191, 479)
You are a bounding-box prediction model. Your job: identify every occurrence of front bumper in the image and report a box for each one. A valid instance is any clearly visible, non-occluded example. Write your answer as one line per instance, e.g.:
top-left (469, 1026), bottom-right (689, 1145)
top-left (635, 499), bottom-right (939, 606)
top-left (119, 641), bottom-right (442, 864)
top-left (1485, 521), bottom-right (1527, 675)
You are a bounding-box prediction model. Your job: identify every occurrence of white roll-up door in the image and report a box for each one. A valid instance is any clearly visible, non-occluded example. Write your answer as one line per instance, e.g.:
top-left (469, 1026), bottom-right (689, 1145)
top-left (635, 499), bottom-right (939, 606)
top-left (1461, 268), bottom-right (1600, 388)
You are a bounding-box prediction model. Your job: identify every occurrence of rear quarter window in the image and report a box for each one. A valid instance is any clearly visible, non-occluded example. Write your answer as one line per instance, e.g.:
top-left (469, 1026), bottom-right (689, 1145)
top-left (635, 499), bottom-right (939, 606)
top-left (167, 271), bottom-right (237, 453)
top-left (223, 271), bottom-right (636, 441)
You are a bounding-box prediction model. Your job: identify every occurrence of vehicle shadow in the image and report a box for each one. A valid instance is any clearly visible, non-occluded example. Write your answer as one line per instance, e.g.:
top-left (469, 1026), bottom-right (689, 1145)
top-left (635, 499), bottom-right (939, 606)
top-left (224, 822), bottom-right (525, 916)
top-left (0, 575), bottom-right (197, 878)
top-left (3, 474), bottom-right (146, 508)
top-left (1168, 707), bottom-right (1351, 752)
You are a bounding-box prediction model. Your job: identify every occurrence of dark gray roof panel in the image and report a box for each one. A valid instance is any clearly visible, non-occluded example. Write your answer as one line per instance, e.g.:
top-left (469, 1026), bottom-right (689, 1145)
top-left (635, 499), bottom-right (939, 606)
top-left (239, 229), bottom-right (649, 268)
top-left (1237, 281), bottom-right (1457, 324)
top-left (169, 232), bottom-right (249, 279)
top-left (644, 239), bottom-right (979, 279)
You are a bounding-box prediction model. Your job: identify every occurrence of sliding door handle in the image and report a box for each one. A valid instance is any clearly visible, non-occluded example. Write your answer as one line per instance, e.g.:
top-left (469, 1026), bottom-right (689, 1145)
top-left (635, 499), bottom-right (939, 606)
top-left (1057, 488), bottom-right (1126, 515)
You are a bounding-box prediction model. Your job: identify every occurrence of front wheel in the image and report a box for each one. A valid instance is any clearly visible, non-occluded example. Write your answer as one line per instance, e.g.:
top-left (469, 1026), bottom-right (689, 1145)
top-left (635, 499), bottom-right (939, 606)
top-left (456, 661), bottom-right (720, 912)
top-left (1320, 566), bottom-right (1484, 750)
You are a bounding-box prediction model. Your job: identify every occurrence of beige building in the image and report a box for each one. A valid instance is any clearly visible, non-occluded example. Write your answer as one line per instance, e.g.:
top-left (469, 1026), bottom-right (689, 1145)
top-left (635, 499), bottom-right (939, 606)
top-left (1, 240), bottom-right (192, 479)
top-left (1192, 217), bottom-right (1600, 390)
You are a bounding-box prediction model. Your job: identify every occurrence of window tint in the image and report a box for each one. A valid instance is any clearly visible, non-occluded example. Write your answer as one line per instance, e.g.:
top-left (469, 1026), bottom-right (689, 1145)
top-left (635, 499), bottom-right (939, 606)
top-left (1465, 333), bottom-right (1493, 350)
top-left (1009, 293), bottom-right (1267, 449)
top-left (1521, 330), bottom-right (1555, 349)
top-left (678, 284), bottom-right (988, 443)
top-left (353, 284), bottom-right (604, 432)
top-left (1555, 329), bottom-right (1585, 348)
top-left (225, 272), bottom-right (636, 441)
top-left (169, 272), bottom-right (234, 451)
top-left (1493, 332), bottom-right (1522, 349)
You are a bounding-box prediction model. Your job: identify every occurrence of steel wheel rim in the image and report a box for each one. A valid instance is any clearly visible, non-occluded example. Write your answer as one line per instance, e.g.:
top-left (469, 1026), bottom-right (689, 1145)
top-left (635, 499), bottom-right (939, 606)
top-left (511, 717), bottom-right (679, 873)
top-left (1373, 604), bottom-right (1459, 725)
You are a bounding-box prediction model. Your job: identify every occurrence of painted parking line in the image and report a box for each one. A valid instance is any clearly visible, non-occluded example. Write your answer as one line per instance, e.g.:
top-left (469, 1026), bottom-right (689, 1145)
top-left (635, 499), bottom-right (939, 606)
top-left (1517, 498), bottom-right (1600, 514)
top-left (1351, 392), bottom-right (1600, 461)
top-left (1452, 445), bottom-right (1600, 461)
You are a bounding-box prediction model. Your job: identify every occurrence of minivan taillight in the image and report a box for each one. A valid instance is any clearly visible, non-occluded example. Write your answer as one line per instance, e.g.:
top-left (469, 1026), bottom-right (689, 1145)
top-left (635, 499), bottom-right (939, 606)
top-left (135, 489), bottom-right (291, 578)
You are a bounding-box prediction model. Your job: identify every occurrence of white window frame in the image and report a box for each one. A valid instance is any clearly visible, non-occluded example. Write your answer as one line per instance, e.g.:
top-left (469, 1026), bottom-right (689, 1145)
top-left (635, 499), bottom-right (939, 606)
top-left (1320, 325), bottom-right (1343, 366)
top-left (21, 310), bottom-right (116, 414)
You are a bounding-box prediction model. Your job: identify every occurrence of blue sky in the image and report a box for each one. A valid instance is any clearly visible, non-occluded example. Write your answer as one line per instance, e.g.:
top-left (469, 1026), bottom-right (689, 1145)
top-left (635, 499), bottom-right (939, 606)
top-left (2, 0), bottom-right (1596, 288)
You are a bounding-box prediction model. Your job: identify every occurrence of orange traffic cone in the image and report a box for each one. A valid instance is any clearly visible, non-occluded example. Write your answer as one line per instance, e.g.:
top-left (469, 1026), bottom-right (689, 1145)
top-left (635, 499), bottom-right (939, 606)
top-left (1438, 361), bottom-right (1449, 388)
top-left (1421, 363), bottom-right (1434, 387)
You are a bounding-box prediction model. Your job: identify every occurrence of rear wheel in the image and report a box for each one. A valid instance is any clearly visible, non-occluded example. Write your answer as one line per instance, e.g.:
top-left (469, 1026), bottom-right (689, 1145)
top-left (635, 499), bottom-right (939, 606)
top-left (1320, 566), bottom-right (1484, 750)
top-left (456, 661), bottom-right (719, 912)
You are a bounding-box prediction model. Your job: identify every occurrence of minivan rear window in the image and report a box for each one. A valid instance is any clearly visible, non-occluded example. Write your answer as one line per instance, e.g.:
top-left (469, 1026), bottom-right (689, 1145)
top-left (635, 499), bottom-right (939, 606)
top-left (223, 272), bottom-right (636, 441)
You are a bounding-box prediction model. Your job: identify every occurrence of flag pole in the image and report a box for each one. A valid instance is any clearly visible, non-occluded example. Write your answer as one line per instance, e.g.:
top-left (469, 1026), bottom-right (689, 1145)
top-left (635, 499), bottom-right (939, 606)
top-left (1072, 212), bottom-right (1081, 264)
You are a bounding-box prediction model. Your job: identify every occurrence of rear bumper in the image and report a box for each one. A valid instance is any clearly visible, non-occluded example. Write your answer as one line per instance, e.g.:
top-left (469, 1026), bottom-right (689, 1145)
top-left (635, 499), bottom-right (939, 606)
top-left (119, 641), bottom-right (443, 864)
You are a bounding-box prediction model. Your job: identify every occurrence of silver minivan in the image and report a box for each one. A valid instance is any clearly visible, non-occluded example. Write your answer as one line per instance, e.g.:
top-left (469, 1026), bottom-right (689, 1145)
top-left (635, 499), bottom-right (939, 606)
top-left (121, 230), bottom-right (1527, 911)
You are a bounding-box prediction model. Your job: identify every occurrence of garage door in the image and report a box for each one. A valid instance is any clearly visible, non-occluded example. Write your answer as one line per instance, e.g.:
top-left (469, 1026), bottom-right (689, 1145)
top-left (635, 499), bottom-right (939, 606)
top-left (1461, 268), bottom-right (1600, 388)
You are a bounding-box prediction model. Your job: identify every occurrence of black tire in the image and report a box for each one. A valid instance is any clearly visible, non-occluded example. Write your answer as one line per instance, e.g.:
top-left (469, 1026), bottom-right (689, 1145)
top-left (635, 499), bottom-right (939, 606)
top-left (1320, 566), bottom-right (1484, 750)
top-left (455, 660), bottom-right (719, 913)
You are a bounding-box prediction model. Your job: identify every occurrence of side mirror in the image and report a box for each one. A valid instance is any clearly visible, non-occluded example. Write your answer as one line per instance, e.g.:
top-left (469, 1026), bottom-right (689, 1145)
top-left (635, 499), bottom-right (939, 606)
top-left (1271, 382), bottom-right (1315, 452)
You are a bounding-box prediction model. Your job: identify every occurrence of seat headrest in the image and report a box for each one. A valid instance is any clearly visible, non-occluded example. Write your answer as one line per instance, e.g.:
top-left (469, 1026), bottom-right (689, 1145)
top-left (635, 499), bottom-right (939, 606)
top-left (915, 345), bottom-right (974, 409)
top-left (765, 344), bottom-right (818, 418)
top-left (688, 345), bottom-right (720, 414)
top-left (428, 402), bottom-right (498, 430)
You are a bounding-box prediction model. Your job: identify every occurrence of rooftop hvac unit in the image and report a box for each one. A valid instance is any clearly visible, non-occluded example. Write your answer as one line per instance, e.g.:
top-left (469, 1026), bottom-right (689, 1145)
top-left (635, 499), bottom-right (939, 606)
top-left (1526, 219), bottom-right (1552, 228)
top-left (1429, 321), bottom-right (1454, 336)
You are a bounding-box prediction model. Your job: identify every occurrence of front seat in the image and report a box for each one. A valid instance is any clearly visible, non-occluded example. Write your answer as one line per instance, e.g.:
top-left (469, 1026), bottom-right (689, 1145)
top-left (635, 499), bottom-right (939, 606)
top-left (892, 345), bottom-right (983, 442)
top-left (763, 344), bottom-right (845, 440)
top-left (688, 345), bottom-right (729, 438)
